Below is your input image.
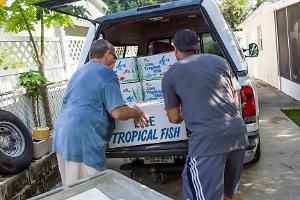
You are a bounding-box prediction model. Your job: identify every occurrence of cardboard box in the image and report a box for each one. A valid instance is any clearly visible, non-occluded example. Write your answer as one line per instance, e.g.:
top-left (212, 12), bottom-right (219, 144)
top-left (114, 57), bottom-right (139, 83)
top-left (120, 82), bottom-right (143, 104)
top-left (137, 52), bottom-right (176, 81)
top-left (142, 80), bottom-right (163, 102)
top-left (109, 102), bottom-right (187, 148)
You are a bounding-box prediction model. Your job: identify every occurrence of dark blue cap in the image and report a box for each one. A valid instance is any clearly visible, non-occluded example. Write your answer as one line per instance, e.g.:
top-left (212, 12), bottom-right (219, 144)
top-left (173, 29), bottom-right (199, 52)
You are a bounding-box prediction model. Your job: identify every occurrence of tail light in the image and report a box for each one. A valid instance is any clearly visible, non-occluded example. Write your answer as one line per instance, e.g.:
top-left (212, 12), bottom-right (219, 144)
top-left (240, 86), bottom-right (256, 124)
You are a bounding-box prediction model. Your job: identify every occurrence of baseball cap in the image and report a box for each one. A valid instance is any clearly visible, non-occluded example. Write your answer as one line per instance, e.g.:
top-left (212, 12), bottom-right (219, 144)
top-left (173, 29), bottom-right (199, 52)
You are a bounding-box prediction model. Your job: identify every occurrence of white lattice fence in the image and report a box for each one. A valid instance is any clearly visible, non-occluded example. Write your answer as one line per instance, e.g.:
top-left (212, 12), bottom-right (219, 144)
top-left (65, 36), bottom-right (85, 79)
top-left (0, 38), bottom-right (38, 79)
top-left (115, 46), bottom-right (138, 58)
top-left (0, 35), bottom-right (86, 130)
top-left (0, 82), bottom-right (67, 130)
top-left (0, 36), bottom-right (65, 92)
top-left (0, 35), bottom-right (77, 131)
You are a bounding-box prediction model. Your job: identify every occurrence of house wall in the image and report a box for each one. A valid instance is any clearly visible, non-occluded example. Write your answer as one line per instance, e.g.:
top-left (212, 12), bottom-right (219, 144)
top-left (64, 25), bottom-right (89, 37)
top-left (239, 11), bottom-right (280, 89)
top-left (281, 77), bottom-right (300, 101)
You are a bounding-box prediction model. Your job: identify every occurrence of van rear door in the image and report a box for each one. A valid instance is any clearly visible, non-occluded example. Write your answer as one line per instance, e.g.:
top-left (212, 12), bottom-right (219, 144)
top-left (34, 0), bottom-right (104, 24)
top-left (201, 0), bottom-right (248, 74)
top-left (35, 0), bottom-right (106, 67)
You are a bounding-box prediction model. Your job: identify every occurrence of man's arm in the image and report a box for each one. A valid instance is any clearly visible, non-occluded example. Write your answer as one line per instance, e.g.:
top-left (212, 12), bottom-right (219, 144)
top-left (102, 77), bottom-right (148, 127)
top-left (161, 73), bottom-right (182, 124)
top-left (233, 92), bottom-right (240, 108)
top-left (166, 107), bottom-right (183, 124)
top-left (226, 62), bottom-right (241, 108)
top-left (111, 105), bottom-right (149, 128)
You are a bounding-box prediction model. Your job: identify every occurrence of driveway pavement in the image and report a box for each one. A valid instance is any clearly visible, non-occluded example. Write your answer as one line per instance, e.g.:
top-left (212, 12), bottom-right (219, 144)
top-left (239, 80), bottom-right (300, 200)
top-left (107, 80), bottom-right (300, 200)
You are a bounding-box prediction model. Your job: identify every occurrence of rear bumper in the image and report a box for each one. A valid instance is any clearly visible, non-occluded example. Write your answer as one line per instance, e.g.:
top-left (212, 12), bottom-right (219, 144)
top-left (106, 140), bottom-right (188, 158)
top-left (244, 131), bottom-right (260, 163)
top-left (106, 132), bottom-right (260, 162)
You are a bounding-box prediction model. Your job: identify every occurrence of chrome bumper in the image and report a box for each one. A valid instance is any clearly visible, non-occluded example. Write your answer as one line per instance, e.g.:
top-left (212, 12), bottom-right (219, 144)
top-left (244, 133), bottom-right (260, 163)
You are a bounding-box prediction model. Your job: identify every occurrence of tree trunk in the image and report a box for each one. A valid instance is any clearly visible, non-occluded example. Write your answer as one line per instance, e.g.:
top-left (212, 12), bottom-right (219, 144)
top-left (36, 96), bottom-right (41, 127)
top-left (41, 90), bottom-right (53, 129)
top-left (19, 4), bottom-right (53, 129)
top-left (40, 11), bottom-right (53, 129)
top-left (18, 3), bottom-right (40, 68)
top-left (31, 97), bottom-right (38, 127)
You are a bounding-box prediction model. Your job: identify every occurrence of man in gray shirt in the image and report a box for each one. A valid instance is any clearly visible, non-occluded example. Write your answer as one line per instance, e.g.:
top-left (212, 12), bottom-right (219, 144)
top-left (162, 29), bottom-right (248, 200)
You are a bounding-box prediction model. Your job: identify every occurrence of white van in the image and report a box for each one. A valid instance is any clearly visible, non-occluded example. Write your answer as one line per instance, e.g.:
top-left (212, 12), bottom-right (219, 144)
top-left (37, 0), bottom-right (260, 163)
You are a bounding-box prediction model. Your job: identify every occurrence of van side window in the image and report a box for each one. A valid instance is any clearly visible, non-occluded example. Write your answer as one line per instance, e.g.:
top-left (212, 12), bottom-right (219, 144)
top-left (115, 46), bottom-right (138, 58)
top-left (202, 33), bottom-right (224, 57)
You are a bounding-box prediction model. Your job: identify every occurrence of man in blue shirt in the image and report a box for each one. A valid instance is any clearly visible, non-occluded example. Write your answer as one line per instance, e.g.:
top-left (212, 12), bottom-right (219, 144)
top-left (53, 39), bottom-right (148, 186)
top-left (162, 29), bottom-right (248, 200)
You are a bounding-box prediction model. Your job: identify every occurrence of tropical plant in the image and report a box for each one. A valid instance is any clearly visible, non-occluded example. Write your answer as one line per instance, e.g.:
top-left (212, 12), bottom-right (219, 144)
top-left (19, 71), bottom-right (47, 127)
top-left (0, 0), bottom-right (88, 128)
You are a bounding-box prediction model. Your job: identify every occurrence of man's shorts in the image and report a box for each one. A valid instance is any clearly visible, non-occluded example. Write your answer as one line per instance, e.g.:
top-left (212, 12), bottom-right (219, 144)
top-left (182, 148), bottom-right (246, 200)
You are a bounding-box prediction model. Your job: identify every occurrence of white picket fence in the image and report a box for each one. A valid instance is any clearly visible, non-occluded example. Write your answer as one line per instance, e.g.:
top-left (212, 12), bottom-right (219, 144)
top-left (0, 35), bottom-right (85, 129)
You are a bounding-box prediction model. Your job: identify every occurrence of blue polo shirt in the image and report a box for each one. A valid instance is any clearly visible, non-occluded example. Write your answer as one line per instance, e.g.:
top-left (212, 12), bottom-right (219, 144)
top-left (53, 61), bottom-right (125, 170)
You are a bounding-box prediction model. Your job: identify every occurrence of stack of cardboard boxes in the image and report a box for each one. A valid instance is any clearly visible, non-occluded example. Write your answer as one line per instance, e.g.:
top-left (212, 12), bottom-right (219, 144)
top-left (138, 52), bottom-right (176, 102)
top-left (114, 57), bottom-right (143, 104)
top-left (114, 52), bottom-right (177, 104)
top-left (110, 52), bottom-right (187, 148)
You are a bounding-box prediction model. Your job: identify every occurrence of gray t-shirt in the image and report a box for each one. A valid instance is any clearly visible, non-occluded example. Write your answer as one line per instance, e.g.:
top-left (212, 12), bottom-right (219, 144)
top-left (162, 54), bottom-right (248, 157)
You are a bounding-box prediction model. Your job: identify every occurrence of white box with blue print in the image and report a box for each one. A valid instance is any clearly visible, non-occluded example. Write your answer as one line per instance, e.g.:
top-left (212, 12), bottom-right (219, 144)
top-left (110, 102), bottom-right (187, 148)
top-left (137, 52), bottom-right (176, 81)
top-left (114, 57), bottom-right (139, 84)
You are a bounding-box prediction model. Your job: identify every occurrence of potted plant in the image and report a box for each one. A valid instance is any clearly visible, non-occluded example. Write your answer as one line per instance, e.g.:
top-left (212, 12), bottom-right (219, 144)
top-left (19, 71), bottom-right (51, 159)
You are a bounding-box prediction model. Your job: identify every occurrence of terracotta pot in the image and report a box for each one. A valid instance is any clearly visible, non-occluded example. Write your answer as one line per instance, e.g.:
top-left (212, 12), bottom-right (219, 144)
top-left (32, 126), bottom-right (50, 141)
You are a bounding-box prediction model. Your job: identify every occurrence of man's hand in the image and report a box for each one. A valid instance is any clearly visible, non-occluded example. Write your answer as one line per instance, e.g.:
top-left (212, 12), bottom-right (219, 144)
top-left (166, 107), bottom-right (183, 124)
top-left (133, 105), bottom-right (149, 128)
top-left (110, 105), bottom-right (149, 128)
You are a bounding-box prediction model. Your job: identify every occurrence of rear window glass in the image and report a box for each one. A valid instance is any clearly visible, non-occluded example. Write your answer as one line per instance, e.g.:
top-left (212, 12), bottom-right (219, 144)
top-left (148, 39), bottom-right (173, 55)
top-left (115, 46), bottom-right (138, 58)
top-left (202, 33), bottom-right (223, 57)
top-left (147, 33), bottom-right (224, 57)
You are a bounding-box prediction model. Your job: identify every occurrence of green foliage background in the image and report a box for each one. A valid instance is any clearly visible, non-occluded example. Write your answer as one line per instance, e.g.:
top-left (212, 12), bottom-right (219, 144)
top-left (219, 0), bottom-right (250, 29)
top-left (0, 0), bottom-right (74, 34)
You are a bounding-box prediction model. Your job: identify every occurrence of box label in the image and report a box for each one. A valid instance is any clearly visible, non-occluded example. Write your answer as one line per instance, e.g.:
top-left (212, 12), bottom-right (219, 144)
top-left (114, 58), bottom-right (139, 83)
top-left (119, 82), bottom-right (143, 103)
top-left (142, 80), bottom-right (163, 101)
top-left (109, 102), bottom-right (187, 148)
top-left (137, 52), bottom-right (176, 81)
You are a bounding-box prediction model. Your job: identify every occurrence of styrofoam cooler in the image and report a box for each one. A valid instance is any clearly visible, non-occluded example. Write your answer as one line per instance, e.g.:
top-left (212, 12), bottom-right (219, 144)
top-left (114, 57), bottom-right (139, 83)
top-left (142, 80), bottom-right (163, 102)
top-left (29, 169), bottom-right (172, 200)
top-left (119, 82), bottom-right (143, 104)
top-left (110, 102), bottom-right (187, 148)
top-left (137, 52), bottom-right (176, 81)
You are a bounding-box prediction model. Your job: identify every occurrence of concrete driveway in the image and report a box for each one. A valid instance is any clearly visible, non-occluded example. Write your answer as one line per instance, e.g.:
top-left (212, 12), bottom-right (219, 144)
top-left (239, 80), bottom-right (300, 200)
top-left (107, 80), bottom-right (300, 200)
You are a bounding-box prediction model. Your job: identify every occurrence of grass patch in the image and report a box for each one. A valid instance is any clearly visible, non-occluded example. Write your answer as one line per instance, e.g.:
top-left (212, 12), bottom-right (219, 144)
top-left (281, 109), bottom-right (300, 127)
